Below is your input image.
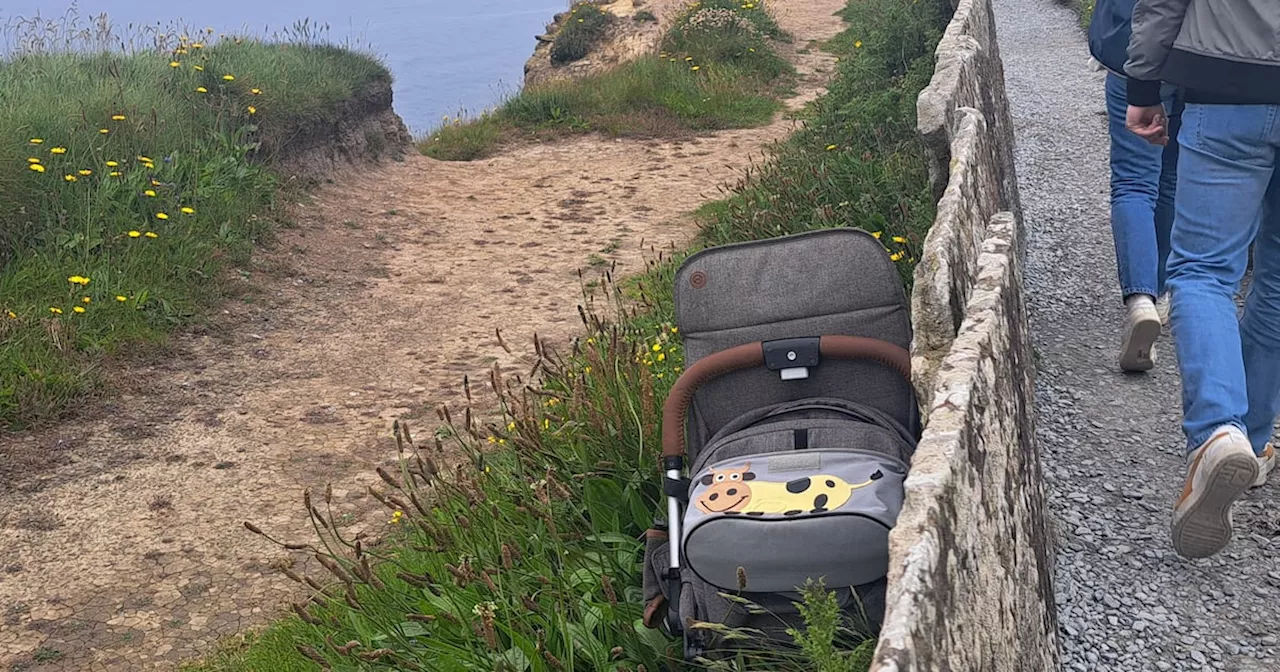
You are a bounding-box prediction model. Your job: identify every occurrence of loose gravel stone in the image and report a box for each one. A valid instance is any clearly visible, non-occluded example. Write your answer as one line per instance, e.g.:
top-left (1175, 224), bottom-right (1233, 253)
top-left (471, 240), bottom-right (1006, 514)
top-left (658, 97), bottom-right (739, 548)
top-left (991, 0), bottom-right (1280, 669)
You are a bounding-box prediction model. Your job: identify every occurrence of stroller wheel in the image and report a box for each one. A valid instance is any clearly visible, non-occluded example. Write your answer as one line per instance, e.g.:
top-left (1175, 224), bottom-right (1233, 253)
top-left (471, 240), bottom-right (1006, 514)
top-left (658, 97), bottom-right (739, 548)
top-left (682, 629), bottom-right (705, 662)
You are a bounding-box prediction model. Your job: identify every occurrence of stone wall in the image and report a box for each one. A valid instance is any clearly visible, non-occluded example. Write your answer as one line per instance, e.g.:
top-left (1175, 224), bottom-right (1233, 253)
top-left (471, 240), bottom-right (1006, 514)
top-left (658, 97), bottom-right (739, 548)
top-left (911, 0), bottom-right (1023, 401)
top-left (871, 0), bottom-right (1060, 668)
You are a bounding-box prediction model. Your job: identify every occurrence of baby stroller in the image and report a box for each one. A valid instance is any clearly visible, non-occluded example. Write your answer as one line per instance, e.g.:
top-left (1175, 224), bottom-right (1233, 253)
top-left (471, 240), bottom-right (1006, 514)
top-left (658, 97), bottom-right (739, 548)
top-left (641, 228), bottom-right (920, 660)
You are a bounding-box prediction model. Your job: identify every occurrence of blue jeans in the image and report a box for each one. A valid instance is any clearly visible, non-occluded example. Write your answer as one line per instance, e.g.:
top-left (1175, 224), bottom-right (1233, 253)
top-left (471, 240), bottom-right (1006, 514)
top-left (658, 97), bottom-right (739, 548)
top-left (1105, 73), bottom-right (1182, 300)
top-left (1168, 103), bottom-right (1280, 456)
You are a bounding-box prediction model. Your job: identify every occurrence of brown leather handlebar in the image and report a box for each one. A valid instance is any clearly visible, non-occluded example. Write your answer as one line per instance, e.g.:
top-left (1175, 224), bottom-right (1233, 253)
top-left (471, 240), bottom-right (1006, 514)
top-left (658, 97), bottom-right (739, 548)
top-left (660, 335), bottom-right (912, 459)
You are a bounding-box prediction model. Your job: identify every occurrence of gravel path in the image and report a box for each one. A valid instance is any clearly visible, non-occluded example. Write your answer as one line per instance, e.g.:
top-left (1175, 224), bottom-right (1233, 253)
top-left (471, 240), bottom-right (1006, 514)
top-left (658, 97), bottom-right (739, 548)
top-left (991, 1), bottom-right (1280, 670)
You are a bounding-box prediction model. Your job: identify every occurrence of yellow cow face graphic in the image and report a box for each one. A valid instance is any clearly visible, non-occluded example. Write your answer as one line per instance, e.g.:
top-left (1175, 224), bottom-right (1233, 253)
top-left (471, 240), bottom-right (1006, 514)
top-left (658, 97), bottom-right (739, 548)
top-left (695, 463), bottom-right (883, 516)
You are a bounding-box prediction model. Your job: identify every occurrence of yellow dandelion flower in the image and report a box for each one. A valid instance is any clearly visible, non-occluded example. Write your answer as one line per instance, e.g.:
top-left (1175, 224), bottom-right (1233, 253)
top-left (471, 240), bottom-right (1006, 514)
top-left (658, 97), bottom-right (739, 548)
top-left (855, 40), bottom-right (863, 48)
top-left (78, 169), bottom-right (92, 176)
top-left (68, 276), bottom-right (90, 286)
top-left (111, 114), bottom-right (126, 121)
top-left (64, 174), bottom-right (77, 182)
top-left (193, 65), bottom-right (204, 72)
top-left (128, 230), bottom-right (141, 238)
top-left (143, 162), bottom-right (155, 170)
top-left (29, 163), bottom-right (46, 173)
top-left (137, 155), bottom-right (153, 163)
top-left (6, 311), bottom-right (15, 319)
top-left (250, 88), bottom-right (262, 95)
top-left (487, 436), bottom-right (498, 444)
top-left (891, 236), bottom-right (908, 244)
top-left (657, 352), bottom-right (666, 362)
top-left (99, 128), bottom-right (110, 134)
top-left (49, 307), bottom-right (63, 314)
top-left (105, 160), bottom-right (118, 167)
top-left (507, 421), bottom-right (516, 431)
top-left (169, 60), bottom-right (181, 68)
top-left (691, 65), bottom-right (701, 71)
top-left (50, 147), bottom-right (67, 154)
top-left (871, 231), bottom-right (883, 239)
top-left (192, 42), bottom-right (205, 49)
top-left (155, 212), bottom-right (169, 220)
top-left (175, 48), bottom-right (188, 55)
top-left (542, 418), bottom-right (551, 430)
top-left (889, 251), bottom-right (905, 262)
top-left (181, 207), bottom-right (195, 215)
top-left (671, 326), bottom-right (679, 333)
top-left (145, 231), bottom-right (159, 238)
top-left (29, 138), bottom-right (44, 144)
top-left (144, 189), bottom-right (157, 197)
top-left (81, 297), bottom-right (91, 304)
top-left (222, 74), bottom-right (235, 81)
top-left (116, 295), bottom-right (128, 302)
top-left (826, 144), bottom-right (838, 151)
top-left (109, 171), bottom-right (122, 177)
top-left (652, 343), bottom-right (662, 352)
top-left (27, 157), bottom-right (41, 164)
top-left (584, 366), bottom-right (592, 374)
top-left (195, 87), bottom-right (208, 93)
top-left (247, 106), bottom-right (256, 115)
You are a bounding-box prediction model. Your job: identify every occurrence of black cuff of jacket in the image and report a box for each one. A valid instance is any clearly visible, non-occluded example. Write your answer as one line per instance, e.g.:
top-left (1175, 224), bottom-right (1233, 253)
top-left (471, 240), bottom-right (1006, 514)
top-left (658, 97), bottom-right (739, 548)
top-left (1126, 79), bottom-right (1163, 107)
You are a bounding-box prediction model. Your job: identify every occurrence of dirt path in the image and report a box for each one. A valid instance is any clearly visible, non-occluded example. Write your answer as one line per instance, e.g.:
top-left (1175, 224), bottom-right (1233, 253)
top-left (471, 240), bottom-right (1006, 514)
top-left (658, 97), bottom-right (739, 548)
top-left (0, 3), bottom-right (846, 669)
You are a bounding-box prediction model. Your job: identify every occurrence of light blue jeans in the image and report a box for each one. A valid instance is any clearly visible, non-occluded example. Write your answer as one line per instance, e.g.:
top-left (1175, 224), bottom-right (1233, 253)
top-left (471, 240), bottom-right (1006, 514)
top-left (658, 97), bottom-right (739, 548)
top-left (1105, 73), bottom-right (1182, 300)
top-left (1167, 102), bottom-right (1280, 456)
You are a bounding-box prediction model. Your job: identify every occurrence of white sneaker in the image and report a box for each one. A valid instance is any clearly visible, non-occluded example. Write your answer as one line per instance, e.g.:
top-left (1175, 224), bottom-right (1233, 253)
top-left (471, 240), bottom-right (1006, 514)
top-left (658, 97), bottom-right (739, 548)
top-left (1119, 295), bottom-right (1161, 372)
top-left (1254, 443), bottom-right (1275, 489)
top-left (1155, 292), bottom-right (1170, 327)
top-left (1172, 426), bottom-right (1260, 559)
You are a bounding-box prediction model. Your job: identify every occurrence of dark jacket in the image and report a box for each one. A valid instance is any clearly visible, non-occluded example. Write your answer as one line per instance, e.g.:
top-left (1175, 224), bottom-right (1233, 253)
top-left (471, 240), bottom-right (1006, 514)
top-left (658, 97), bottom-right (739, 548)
top-left (1088, 0), bottom-right (1138, 75)
top-left (1124, 0), bottom-right (1280, 106)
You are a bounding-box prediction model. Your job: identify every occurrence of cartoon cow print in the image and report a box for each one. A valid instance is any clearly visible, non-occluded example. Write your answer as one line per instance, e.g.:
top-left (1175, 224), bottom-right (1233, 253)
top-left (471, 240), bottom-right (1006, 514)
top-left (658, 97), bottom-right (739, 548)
top-left (695, 462), bottom-right (883, 516)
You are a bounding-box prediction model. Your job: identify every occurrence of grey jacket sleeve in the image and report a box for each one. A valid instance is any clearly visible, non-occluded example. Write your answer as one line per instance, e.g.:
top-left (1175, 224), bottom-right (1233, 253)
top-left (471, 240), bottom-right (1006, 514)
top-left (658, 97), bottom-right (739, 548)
top-left (1123, 0), bottom-right (1192, 106)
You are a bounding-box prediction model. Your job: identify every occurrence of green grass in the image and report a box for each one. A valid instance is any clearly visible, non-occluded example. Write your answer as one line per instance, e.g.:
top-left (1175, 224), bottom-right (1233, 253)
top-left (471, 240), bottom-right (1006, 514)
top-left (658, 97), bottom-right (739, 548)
top-left (420, 1), bottom-right (793, 161)
top-left (1058, 0), bottom-right (1095, 27)
top-left (551, 3), bottom-right (615, 65)
top-left (697, 0), bottom-right (949, 288)
top-left (0, 25), bottom-right (389, 428)
top-left (194, 0), bottom-right (949, 670)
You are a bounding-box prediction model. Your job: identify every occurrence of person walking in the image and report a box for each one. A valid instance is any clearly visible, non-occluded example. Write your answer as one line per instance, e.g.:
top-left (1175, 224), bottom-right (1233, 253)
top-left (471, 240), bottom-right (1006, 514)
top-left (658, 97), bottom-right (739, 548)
top-left (1088, 0), bottom-right (1181, 372)
top-left (1125, 0), bottom-right (1279, 559)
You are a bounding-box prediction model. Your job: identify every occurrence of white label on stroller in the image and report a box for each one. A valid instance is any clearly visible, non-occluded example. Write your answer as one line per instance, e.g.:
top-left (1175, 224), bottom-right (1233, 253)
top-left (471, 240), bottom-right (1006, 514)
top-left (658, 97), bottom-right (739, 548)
top-left (780, 367), bottom-right (809, 380)
top-left (768, 453), bottom-right (821, 472)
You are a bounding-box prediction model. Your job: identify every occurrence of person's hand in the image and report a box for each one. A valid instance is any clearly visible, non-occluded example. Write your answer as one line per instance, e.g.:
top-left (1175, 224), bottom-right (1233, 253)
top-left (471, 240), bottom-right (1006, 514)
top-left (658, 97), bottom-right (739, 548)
top-left (1126, 104), bottom-right (1168, 145)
